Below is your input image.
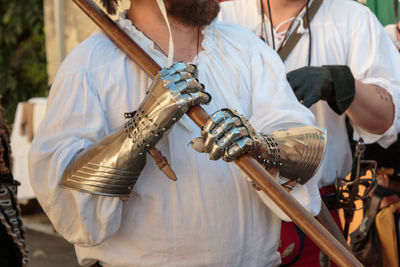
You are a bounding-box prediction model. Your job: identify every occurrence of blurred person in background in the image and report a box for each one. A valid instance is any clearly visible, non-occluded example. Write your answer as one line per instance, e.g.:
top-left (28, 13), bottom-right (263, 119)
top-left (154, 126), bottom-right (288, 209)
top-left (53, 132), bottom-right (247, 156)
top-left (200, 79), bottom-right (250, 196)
top-left (219, 0), bottom-right (400, 266)
top-left (347, 2), bottom-right (400, 266)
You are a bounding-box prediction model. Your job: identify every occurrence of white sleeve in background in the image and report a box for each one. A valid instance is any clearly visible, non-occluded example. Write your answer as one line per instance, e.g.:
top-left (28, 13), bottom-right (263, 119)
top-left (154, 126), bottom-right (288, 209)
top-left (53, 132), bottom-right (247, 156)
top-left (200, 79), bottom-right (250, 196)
top-left (248, 44), bottom-right (322, 220)
top-left (217, 0), bottom-right (260, 33)
top-left (348, 9), bottom-right (400, 148)
top-left (28, 71), bottom-right (123, 246)
top-left (384, 24), bottom-right (400, 50)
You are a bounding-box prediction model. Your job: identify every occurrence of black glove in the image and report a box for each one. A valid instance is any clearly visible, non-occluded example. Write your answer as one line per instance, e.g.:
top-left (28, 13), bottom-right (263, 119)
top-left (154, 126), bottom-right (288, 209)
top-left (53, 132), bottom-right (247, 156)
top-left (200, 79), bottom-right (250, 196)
top-left (287, 65), bottom-right (355, 115)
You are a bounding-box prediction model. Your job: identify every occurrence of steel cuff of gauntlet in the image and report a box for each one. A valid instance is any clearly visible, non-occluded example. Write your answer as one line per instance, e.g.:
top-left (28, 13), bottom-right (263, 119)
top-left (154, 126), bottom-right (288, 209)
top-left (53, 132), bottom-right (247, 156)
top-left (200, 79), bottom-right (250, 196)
top-left (60, 125), bottom-right (147, 196)
top-left (262, 126), bottom-right (326, 184)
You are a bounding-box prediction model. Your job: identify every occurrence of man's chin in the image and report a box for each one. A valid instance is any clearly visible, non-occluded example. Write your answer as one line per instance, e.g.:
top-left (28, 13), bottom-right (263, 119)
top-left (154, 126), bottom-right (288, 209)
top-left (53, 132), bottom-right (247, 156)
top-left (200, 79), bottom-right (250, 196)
top-left (165, 0), bottom-right (220, 27)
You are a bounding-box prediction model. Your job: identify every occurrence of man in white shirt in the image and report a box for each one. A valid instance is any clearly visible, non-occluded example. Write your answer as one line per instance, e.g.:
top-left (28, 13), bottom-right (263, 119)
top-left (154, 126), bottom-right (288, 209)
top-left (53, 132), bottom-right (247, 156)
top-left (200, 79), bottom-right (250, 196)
top-left (219, 0), bottom-right (400, 265)
top-left (29, 0), bottom-right (326, 266)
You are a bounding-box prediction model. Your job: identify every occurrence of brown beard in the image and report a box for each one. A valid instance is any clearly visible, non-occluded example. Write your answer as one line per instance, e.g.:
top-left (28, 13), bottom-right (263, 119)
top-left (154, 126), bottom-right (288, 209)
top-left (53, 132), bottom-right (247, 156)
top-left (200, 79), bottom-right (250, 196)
top-left (165, 0), bottom-right (220, 27)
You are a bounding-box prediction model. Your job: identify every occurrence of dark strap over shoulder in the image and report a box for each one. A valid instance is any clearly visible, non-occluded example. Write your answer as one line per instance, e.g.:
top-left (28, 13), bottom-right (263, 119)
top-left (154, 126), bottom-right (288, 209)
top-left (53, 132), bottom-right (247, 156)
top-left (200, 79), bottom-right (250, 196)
top-left (278, 0), bottom-right (323, 62)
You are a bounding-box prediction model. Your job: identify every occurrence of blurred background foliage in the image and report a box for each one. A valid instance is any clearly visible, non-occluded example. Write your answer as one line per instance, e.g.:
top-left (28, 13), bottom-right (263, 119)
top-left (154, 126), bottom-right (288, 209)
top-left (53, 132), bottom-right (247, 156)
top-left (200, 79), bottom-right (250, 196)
top-left (0, 0), bottom-right (48, 126)
top-left (366, 0), bottom-right (400, 26)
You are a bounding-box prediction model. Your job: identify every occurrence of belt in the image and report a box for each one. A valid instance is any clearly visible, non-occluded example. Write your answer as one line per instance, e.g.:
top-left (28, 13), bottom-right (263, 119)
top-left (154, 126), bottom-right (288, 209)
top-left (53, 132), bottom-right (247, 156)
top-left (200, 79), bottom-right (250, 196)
top-left (380, 195), bottom-right (400, 210)
top-left (375, 179), bottom-right (400, 210)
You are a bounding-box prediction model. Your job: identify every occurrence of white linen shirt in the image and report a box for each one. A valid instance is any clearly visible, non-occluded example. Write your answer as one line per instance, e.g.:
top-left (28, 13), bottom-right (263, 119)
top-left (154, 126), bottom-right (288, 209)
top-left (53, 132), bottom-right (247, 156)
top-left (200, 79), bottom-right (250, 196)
top-left (29, 14), bottom-right (319, 267)
top-left (219, 0), bottom-right (400, 188)
top-left (384, 24), bottom-right (400, 50)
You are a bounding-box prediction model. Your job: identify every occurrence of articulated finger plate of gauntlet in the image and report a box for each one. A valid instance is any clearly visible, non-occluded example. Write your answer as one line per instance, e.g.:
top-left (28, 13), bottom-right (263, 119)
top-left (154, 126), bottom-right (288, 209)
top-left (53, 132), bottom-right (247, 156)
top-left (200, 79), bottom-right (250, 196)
top-left (191, 109), bottom-right (258, 161)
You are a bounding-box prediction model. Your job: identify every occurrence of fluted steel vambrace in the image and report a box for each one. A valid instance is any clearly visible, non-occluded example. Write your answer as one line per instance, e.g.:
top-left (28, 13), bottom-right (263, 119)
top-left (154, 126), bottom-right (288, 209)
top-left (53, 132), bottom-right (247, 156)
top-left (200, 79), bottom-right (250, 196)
top-left (258, 126), bottom-right (326, 184)
top-left (60, 123), bottom-right (147, 196)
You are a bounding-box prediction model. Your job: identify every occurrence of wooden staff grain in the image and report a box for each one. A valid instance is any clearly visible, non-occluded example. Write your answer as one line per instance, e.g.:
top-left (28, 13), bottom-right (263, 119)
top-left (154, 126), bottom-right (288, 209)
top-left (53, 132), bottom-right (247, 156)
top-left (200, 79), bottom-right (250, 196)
top-left (72, 0), bottom-right (363, 266)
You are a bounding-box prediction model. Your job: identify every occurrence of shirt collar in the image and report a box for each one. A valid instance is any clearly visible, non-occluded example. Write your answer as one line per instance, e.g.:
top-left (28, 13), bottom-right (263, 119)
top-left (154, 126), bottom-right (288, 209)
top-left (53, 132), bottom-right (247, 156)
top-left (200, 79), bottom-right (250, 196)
top-left (116, 10), bottom-right (218, 66)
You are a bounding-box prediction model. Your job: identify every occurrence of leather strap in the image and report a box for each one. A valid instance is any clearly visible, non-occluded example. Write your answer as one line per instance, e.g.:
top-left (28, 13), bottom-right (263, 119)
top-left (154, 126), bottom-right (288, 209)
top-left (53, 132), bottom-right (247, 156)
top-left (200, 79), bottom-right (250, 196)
top-left (278, 0), bottom-right (323, 62)
top-left (380, 195), bottom-right (400, 210)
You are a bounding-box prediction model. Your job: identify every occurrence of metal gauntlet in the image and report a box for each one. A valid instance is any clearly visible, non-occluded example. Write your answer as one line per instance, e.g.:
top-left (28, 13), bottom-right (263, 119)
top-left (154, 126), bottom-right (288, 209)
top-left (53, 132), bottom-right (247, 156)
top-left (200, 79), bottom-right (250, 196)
top-left (191, 109), bottom-right (326, 185)
top-left (60, 63), bottom-right (210, 196)
top-left (257, 127), bottom-right (326, 184)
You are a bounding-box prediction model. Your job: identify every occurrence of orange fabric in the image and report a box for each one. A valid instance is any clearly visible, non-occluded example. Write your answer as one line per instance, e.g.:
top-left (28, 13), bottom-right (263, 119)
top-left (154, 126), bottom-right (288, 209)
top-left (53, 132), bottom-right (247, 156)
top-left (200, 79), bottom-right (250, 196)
top-left (375, 202), bottom-right (400, 267)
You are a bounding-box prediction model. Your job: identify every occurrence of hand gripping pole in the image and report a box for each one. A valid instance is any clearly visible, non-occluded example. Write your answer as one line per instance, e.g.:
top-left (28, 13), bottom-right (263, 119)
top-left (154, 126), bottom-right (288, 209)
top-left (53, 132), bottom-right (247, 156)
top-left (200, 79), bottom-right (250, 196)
top-left (72, 1), bottom-right (362, 265)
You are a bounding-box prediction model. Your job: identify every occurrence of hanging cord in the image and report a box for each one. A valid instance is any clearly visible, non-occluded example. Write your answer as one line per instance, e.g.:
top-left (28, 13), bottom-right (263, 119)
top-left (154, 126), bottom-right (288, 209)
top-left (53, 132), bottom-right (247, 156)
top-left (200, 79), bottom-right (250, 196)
top-left (266, 0), bottom-right (276, 50)
top-left (196, 27), bottom-right (200, 59)
top-left (305, 0), bottom-right (312, 66)
top-left (133, 24), bottom-right (200, 63)
top-left (261, 0), bottom-right (312, 61)
top-left (260, 0), bottom-right (268, 43)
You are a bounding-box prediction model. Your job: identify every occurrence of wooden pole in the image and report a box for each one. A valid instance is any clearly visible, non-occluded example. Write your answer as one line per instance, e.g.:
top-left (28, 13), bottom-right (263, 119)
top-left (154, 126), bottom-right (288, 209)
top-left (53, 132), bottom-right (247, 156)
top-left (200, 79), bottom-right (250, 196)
top-left (72, 1), bottom-right (362, 266)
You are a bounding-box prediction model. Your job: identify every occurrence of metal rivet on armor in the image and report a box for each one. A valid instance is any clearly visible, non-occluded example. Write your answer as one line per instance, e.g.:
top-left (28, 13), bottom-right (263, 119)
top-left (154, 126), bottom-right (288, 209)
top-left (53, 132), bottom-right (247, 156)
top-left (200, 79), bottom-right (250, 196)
top-left (173, 118), bottom-right (177, 121)
top-left (162, 128), bottom-right (166, 131)
top-left (139, 152), bottom-right (143, 155)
